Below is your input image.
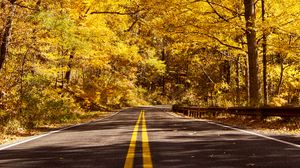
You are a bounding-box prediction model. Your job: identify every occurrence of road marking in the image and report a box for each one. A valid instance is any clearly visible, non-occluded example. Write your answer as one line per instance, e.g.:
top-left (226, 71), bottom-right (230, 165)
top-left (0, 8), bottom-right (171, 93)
top-left (142, 111), bottom-right (153, 168)
top-left (124, 111), bottom-right (143, 168)
top-left (168, 111), bottom-right (300, 148)
top-left (206, 121), bottom-right (300, 148)
top-left (124, 110), bottom-right (153, 168)
top-left (0, 111), bottom-right (121, 151)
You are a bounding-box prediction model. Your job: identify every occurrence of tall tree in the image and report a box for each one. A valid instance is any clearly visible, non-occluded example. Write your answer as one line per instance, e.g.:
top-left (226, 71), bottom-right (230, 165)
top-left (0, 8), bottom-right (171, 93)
top-left (0, 0), bottom-right (17, 70)
top-left (261, 0), bottom-right (268, 106)
top-left (244, 0), bottom-right (260, 106)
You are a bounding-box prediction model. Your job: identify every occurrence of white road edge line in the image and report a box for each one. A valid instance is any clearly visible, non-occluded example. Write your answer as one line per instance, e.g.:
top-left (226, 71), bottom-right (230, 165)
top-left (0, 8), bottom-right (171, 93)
top-left (0, 110), bottom-right (122, 151)
top-left (168, 112), bottom-right (300, 148)
top-left (206, 121), bottom-right (300, 148)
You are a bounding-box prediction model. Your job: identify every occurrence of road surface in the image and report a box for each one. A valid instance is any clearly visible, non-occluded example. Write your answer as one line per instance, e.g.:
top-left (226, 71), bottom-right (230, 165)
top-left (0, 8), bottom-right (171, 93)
top-left (0, 106), bottom-right (300, 167)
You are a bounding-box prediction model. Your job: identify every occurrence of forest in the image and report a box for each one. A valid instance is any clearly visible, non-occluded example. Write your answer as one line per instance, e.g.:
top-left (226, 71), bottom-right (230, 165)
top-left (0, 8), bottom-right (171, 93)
top-left (1, 0), bottom-right (300, 132)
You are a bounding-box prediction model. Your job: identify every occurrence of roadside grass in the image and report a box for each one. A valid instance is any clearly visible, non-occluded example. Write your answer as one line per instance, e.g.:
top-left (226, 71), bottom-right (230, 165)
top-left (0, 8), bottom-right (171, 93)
top-left (0, 111), bottom-right (113, 145)
top-left (176, 112), bottom-right (300, 135)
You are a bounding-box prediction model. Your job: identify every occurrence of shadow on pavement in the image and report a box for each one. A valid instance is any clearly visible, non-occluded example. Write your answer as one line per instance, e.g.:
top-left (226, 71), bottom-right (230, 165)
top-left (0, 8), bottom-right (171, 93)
top-left (0, 107), bottom-right (299, 168)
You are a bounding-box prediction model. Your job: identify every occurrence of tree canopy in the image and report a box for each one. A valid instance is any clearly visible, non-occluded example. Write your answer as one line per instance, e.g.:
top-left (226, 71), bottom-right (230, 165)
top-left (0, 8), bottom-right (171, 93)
top-left (1, 0), bottom-right (300, 128)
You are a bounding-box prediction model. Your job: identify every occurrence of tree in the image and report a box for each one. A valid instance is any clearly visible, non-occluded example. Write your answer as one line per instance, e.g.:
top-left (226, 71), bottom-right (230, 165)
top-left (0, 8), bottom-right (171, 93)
top-left (1, 0), bottom-right (300, 130)
top-left (243, 0), bottom-right (260, 106)
top-left (261, 0), bottom-right (268, 105)
top-left (0, 0), bottom-right (17, 70)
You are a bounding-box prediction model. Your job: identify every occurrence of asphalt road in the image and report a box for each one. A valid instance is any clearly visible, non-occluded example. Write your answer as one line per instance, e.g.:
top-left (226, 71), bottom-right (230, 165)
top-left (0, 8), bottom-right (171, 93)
top-left (0, 106), bottom-right (300, 168)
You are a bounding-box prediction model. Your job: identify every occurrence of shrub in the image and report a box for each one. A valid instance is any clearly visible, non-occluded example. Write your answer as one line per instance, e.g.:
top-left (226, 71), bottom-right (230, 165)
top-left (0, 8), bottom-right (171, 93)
top-left (18, 75), bottom-right (81, 128)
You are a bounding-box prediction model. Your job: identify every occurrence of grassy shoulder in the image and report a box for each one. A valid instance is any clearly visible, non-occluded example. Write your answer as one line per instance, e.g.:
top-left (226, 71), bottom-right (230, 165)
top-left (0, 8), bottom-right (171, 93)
top-left (0, 111), bottom-right (115, 145)
top-left (175, 112), bottom-right (300, 136)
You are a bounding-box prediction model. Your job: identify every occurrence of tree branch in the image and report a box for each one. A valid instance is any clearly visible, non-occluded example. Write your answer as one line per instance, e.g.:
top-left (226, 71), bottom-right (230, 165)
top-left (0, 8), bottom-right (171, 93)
top-left (199, 63), bottom-right (216, 84)
top-left (90, 11), bottom-right (138, 15)
top-left (192, 0), bottom-right (239, 15)
top-left (15, 3), bottom-right (35, 10)
top-left (125, 19), bottom-right (139, 32)
top-left (208, 35), bottom-right (243, 50)
top-left (185, 25), bottom-right (244, 50)
top-left (206, 0), bottom-right (229, 22)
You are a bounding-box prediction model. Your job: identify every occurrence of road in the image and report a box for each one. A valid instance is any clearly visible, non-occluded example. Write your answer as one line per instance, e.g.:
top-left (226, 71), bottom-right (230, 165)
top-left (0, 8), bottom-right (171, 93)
top-left (0, 106), bottom-right (300, 168)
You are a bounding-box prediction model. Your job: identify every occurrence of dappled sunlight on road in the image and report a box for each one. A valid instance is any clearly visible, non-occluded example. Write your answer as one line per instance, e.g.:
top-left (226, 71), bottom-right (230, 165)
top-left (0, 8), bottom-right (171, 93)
top-left (0, 107), bottom-right (300, 168)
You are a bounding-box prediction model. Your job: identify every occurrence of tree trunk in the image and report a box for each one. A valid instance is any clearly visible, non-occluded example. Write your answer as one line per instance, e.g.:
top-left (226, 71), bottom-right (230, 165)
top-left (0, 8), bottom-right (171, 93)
top-left (0, 0), bottom-right (17, 70)
top-left (262, 0), bottom-right (268, 106)
top-left (65, 50), bottom-right (75, 83)
top-left (244, 0), bottom-right (260, 106)
top-left (235, 56), bottom-right (240, 106)
top-left (224, 60), bottom-right (231, 84)
top-left (244, 57), bottom-right (248, 105)
top-left (19, 49), bottom-right (29, 114)
top-left (185, 56), bottom-right (190, 89)
top-left (61, 70), bottom-right (64, 88)
top-left (276, 62), bottom-right (284, 96)
top-left (161, 48), bottom-right (166, 95)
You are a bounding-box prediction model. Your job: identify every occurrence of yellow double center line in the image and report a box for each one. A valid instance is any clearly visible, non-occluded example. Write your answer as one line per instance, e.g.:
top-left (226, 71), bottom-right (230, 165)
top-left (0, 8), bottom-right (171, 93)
top-left (124, 110), bottom-right (153, 168)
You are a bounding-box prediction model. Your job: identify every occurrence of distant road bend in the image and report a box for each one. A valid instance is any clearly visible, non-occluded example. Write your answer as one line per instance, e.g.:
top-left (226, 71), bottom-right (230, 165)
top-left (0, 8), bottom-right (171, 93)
top-left (0, 106), bottom-right (300, 168)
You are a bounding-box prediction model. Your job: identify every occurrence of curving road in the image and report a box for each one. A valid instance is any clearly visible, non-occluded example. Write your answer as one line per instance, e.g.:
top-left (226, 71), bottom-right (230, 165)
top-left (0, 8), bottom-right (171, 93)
top-left (0, 106), bottom-right (300, 168)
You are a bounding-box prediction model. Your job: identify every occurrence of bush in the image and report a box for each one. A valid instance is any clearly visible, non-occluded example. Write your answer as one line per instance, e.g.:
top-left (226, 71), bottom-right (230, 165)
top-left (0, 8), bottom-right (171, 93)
top-left (18, 75), bottom-right (81, 128)
top-left (3, 119), bottom-right (24, 135)
top-left (20, 88), bottom-right (80, 128)
top-left (270, 96), bottom-right (288, 107)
